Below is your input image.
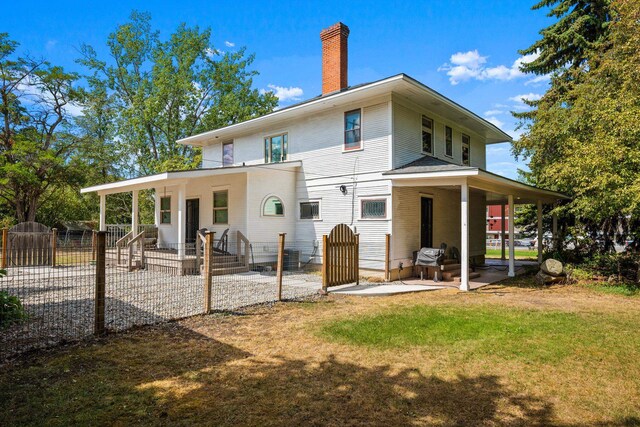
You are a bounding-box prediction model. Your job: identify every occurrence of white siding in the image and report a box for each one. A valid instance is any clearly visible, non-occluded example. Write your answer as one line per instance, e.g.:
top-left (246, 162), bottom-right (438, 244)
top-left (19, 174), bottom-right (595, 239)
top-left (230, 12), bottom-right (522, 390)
top-left (392, 97), bottom-right (488, 169)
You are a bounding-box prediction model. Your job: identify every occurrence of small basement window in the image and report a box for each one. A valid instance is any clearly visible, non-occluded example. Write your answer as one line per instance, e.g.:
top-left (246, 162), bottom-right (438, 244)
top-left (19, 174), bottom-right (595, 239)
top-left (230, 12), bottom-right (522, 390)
top-left (160, 196), bottom-right (171, 224)
top-left (344, 109), bottom-right (362, 151)
top-left (361, 199), bottom-right (387, 219)
top-left (263, 196), bottom-right (284, 216)
top-left (299, 201), bottom-right (320, 220)
top-left (213, 190), bottom-right (228, 224)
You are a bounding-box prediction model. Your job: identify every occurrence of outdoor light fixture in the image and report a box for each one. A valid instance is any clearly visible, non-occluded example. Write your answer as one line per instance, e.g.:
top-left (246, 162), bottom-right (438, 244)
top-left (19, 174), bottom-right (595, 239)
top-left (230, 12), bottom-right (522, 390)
top-left (339, 185), bottom-right (347, 195)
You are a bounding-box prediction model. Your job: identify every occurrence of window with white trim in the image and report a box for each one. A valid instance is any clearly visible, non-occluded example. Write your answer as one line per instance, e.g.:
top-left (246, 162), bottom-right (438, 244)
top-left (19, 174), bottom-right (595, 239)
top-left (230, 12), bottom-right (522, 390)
top-left (160, 196), bottom-right (171, 224)
top-left (344, 109), bottom-right (362, 150)
top-left (361, 199), bottom-right (387, 219)
top-left (462, 134), bottom-right (470, 165)
top-left (421, 115), bottom-right (433, 154)
top-left (264, 134), bottom-right (288, 163)
top-left (299, 201), bottom-right (320, 220)
top-left (445, 126), bottom-right (453, 157)
top-left (213, 190), bottom-right (228, 224)
top-left (263, 196), bottom-right (284, 216)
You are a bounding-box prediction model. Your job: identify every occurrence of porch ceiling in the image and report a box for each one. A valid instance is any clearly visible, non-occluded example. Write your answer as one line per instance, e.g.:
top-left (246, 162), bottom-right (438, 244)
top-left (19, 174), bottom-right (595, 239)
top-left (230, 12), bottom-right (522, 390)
top-left (80, 161), bottom-right (302, 195)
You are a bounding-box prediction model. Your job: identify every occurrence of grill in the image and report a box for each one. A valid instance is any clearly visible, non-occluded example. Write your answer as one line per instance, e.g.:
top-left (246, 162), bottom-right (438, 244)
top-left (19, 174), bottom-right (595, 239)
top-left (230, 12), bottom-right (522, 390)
top-left (413, 244), bottom-right (447, 282)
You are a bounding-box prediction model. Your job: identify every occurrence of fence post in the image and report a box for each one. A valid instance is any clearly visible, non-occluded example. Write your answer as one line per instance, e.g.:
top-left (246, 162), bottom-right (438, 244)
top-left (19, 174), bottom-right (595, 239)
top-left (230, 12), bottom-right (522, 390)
top-left (94, 231), bottom-right (106, 336)
top-left (203, 231), bottom-right (213, 314)
top-left (276, 233), bottom-right (286, 301)
top-left (92, 231), bottom-right (97, 262)
top-left (1, 228), bottom-right (7, 269)
top-left (322, 234), bottom-right (328, 291)
top-left (51, 228), bottom-right (57, 267)
top-left (384, 233), bottom-right (390, 282)
top-left (355, 233), bottom-right (360, 286)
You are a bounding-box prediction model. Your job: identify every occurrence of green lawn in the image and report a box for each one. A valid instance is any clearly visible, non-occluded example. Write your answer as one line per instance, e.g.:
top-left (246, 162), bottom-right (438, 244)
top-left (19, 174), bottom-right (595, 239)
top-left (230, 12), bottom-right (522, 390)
top-left (486, 248), bottom-right (538, 259)
top-left (320, 304), bottom-right (630, 364)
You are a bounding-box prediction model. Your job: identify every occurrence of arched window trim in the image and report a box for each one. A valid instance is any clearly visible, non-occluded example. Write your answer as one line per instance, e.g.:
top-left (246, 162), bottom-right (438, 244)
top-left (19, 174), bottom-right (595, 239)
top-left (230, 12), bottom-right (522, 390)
top-left (261, 194), bottom-right (285, 217)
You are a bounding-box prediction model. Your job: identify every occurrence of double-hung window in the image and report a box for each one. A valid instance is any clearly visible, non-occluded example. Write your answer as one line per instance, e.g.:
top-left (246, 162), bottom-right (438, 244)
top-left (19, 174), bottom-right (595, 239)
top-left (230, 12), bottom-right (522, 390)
top-left (264, 134), bottom-right (288, 163)
top-left (213, 190), bottom-right (228, 224)
top-left (422, 115), bottom-right (434, 154)
top-left (344, 109), bottom-right (362, 151)
top-left (462, 134), bottom-right (470, 165)
top-left (160, 196), bottom-right (171, 224)
top-left (222, 142), bottom-right (234, 166)
top-left (445, 126), bottom-right (453, 157)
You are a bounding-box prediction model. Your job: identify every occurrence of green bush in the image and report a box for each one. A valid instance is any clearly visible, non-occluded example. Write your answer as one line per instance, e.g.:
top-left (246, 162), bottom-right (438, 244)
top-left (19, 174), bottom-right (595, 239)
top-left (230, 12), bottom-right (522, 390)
top-left (0, 287), bottom-right (27, 328)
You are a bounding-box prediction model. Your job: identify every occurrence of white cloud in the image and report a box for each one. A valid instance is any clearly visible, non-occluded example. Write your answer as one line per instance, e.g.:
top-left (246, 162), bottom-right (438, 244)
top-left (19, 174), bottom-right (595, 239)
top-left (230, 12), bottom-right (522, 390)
top-left (484, 116), bottom-right (505, 129)
top-left (439, 51), bottom-right (539, 85)
top-left (525, 73), bottom-right (551, 86)
top-left (509, 93), bottom-right (542, 103)
top-left (484, 109), bottom-right (504, 116)
top-left (224, 41), bottom-right (235, 48)
top-left (45, 40), bottom-right (58, 51)
top-left (261, 84), bottom-right (304, 102)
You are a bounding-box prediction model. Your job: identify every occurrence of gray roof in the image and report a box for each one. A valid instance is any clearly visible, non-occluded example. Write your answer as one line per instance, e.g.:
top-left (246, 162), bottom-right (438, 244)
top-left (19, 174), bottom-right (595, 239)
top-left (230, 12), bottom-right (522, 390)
top-left (383, 156), bottom-right (477, 175)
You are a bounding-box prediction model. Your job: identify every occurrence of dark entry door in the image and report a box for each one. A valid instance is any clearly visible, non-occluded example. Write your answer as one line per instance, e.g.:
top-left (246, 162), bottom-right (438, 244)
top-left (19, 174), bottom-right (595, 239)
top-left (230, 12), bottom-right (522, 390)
top-left (186, 199), bottom-right (200, 244)
top-left (420, 197), bottom-right (433, 249)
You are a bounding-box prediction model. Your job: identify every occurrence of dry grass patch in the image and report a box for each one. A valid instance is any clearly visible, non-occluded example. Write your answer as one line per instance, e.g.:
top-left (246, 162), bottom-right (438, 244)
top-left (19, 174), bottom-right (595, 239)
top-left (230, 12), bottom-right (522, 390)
top-left (2, 282), bottom-right (640, 426)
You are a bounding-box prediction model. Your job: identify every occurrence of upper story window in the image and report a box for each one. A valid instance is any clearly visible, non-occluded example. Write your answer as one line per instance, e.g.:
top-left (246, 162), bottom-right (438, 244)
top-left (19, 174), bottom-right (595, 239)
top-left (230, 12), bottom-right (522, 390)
top-left (445, 126), bottom-right (453, 157)
top-left (222, 142), bottom-right (234, 166)
top-left (264, 134), bottom-right (288, 163)
top-left (263, 196), bottom-right (284, 216)
top-left (344, 109), bottom-right (362, 151)
top-left (421, 115), bottom-right (433, 154)
top-left (462, 134), bottom-right (470, 166)
top-left (160, 196), bottom-right (171, 224)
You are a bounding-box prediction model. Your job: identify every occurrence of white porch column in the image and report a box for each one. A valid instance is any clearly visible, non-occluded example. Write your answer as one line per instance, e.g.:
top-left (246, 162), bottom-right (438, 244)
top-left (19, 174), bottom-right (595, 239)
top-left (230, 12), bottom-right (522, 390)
top-left (537, 200), bottom-right (543, 263)
top-left (131, 189), bottom-right (139, 234)
top-left (508, 195), bottom-right (516, 277)
top-left (500, 203), bottom-right (506, 260)
top-left (99, 193), bottom-right (106, 232)
top-left (177, 183), bottom-right (186, 259)
top-left (460, 180), bottom-right (470, 291)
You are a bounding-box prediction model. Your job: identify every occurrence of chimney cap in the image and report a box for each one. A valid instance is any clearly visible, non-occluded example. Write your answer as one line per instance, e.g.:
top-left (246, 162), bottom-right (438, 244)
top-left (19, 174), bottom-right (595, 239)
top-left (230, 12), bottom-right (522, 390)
top-left (320, 22), bottom-right (350, 40)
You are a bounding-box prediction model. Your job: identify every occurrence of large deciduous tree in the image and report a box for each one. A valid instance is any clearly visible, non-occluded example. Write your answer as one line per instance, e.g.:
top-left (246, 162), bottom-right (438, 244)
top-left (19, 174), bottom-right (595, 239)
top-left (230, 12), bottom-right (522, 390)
top-left (0, 33), bottom-right (86, 223)
top-left (78, 11), bottom-right (278, 176)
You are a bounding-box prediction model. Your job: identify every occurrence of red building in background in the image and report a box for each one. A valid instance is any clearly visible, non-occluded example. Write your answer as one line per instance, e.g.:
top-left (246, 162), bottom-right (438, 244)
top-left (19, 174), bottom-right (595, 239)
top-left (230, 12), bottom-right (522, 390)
top-left (486, 204), bottom-right (516, 240)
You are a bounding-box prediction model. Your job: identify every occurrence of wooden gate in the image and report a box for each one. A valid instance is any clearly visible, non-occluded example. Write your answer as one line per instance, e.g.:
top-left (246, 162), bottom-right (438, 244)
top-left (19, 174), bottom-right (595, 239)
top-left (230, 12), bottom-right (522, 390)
top-left (322, 224), bottom-right (359, 289)
top-left (7, 222), bottom-right (53, 266)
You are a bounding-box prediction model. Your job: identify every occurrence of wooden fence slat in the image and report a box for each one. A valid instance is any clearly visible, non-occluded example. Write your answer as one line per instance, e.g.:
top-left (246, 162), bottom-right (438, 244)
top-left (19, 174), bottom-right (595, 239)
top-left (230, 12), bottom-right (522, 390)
top-left (322, 224), bottom-right (360, 288)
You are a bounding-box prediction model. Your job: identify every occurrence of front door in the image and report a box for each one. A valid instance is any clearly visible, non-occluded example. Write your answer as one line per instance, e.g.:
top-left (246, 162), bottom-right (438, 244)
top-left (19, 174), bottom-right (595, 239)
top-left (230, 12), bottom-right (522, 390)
top-left (186, 199), bottom-right (200, 244)
top-left (420, 197), bottom-right (433, 249)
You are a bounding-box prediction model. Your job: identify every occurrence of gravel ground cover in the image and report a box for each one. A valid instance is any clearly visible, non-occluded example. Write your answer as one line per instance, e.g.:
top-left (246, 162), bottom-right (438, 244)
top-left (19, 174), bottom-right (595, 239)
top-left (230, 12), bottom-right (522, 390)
top-left (0, 266), bottom-right (322, 360)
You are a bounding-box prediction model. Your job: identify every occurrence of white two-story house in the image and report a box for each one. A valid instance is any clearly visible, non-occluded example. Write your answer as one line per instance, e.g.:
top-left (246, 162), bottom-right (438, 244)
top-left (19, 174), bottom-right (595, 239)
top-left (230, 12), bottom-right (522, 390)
top-left (82, 22), bottom-right (565, 290)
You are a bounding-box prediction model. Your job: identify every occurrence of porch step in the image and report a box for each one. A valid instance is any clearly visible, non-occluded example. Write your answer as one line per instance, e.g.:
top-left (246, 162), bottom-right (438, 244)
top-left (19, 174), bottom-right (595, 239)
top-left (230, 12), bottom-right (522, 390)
top-left (442, 268), bottom-right (478, 280)
top-left (453, 272), bottom-right (482, 282)
top-left (210, 265), bottom-right (250, 276)
top-left (441, 263), bottom-right (461, 272)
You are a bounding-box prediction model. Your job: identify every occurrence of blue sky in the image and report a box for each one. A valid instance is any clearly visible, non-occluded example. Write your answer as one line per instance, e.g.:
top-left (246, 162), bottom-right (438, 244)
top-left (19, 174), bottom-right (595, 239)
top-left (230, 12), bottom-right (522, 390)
top-left (5, 0), bottom-right (553, 179)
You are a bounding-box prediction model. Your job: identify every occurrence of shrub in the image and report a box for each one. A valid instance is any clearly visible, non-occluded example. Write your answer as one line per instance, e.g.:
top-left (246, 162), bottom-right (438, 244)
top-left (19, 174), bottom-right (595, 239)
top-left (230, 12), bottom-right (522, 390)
top-left (0, 285), bottom-right (27, 328)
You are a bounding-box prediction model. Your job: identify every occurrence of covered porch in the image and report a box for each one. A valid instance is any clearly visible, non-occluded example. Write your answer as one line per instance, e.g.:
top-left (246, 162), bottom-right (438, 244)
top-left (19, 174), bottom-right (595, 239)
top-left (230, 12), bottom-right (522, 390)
top-left (384, 158), bottom-right (567, 291)
top-left (80, 162), bottom-right (301, 273)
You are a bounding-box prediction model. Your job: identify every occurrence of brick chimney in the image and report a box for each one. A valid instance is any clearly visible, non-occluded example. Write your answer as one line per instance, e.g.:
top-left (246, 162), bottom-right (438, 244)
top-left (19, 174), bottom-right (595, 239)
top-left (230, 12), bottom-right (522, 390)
top-left (320, 22), bottom-right (350, 95)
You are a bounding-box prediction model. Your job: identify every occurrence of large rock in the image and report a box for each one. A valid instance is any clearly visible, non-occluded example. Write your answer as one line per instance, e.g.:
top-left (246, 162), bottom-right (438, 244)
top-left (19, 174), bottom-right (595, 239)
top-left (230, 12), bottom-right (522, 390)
top-left (535, 270), bottom-right (565, 286)
top-left (540, 258), bottom-right (564, 277)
